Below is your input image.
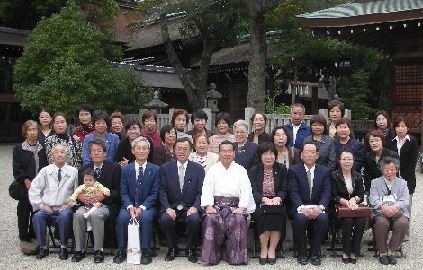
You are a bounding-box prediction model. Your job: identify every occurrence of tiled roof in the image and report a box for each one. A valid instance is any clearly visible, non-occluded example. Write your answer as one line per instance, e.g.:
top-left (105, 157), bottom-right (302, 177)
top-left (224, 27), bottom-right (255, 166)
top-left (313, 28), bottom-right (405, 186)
top-left (298, 0), bottom-right (423, 19)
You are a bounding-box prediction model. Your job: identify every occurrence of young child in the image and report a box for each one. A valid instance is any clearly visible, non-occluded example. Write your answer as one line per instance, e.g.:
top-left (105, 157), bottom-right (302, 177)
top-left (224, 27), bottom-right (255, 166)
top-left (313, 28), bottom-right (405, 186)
top-left (69, 168), bottom-right (110, 231)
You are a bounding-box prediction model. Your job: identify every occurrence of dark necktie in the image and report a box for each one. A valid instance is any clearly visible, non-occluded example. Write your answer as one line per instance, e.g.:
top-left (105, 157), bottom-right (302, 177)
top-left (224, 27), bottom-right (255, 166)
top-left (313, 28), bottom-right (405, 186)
top-left (58, 168), bottom-right (62, 183)
top-left (95, 167), bottom-right (101, 178)
top-left (134, 166), bottom-right (144, 207)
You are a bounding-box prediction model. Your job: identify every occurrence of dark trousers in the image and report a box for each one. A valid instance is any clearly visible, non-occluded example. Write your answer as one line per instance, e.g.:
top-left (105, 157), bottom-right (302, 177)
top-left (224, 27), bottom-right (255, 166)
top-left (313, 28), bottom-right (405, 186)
top-left (17, 197), bottom-right (35, 241)
top-left (116, 207), bottom-right (157, 250)
top-left (159, 210), bottom-right (201, 249)
top-left (32, 208), bottom-right (73, 247)
top-left (292, 212), bottom-right (328, 257)
top-left (341, 217), bottom-right (366, 255)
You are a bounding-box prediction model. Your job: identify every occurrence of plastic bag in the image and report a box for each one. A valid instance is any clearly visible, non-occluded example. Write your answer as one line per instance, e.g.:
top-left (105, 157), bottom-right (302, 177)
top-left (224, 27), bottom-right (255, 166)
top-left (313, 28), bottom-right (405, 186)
top-left (127, 218), bottom-right (141, 264)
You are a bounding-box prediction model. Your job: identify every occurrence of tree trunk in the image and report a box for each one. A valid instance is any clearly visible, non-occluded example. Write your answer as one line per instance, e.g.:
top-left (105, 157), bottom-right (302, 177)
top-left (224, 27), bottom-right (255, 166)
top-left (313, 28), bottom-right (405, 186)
top-left (247, 11), bottom-right (267, 111)
top-left (160, 14), bottom-right (204, 110)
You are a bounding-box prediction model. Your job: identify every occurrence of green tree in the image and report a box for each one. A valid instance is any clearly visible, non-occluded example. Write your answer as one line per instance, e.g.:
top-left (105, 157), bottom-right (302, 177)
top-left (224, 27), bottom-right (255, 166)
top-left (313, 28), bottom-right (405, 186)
top-left (13, 1), bottom-right (148, 117)
top-left (137, 0), bottom-right (239, 111)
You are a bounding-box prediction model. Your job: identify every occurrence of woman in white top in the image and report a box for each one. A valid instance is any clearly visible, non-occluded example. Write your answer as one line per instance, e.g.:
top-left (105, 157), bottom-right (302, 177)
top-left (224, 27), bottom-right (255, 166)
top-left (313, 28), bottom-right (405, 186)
top-left (189, 134), bottom-right (219, 172)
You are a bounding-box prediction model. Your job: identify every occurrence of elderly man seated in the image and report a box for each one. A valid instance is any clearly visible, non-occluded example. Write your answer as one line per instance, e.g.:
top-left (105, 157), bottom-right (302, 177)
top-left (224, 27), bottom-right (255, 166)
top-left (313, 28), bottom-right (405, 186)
top-left (200, 140), bottom-right (255, 265)
top-left (29, 144), bottom-right (78, 260)
top-left (369, 157), bottom-right (409, 265)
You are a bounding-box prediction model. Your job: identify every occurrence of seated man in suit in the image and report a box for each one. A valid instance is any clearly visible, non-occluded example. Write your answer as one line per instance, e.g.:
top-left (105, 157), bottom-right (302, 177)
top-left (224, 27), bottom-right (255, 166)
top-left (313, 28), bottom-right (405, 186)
top-left (159, 137), bottom-right (205, 263)
top-left (288, 142), bottom-right (331, 266)
top-left (113, 136), bottom-right (160, 265)
top-left (72, 139), bottom-right (121, 263)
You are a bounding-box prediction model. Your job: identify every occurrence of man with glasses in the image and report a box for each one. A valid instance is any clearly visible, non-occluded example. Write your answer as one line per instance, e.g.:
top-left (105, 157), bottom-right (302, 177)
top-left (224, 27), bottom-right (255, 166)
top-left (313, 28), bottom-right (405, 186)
top-left (158, 137), bottom-right (205, 263)
top-left (113, 137), bottom-right (159, 265)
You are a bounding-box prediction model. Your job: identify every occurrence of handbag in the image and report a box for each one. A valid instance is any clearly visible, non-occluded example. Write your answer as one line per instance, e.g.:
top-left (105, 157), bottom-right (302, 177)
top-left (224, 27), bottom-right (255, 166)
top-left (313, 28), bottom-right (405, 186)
top-left (9, 180), bottom-right (26, 201)
top-left (127, 218), bottom-right (141, 264)
top-left (336, 204), bottom-right (371, 218)
top-left (260, 204), bottom-right (285, 215)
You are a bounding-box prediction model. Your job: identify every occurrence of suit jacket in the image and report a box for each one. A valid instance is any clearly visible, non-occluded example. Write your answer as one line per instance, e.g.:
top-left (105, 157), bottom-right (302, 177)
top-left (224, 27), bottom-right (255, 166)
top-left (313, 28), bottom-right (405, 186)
top-left (369, 176), bottom-right (410, 218)
top-left (13, 142), bottom-right (49, 184)
top-left (188, 152), bottom-right (219, 172)
top-left (82, 132), bottom-right (120, 165)
top-left (285, 121), bottom-right (312, 150)
top-left (330, 169), bottom-right (364, 205)
top-left (248, 162), bottom-right (288, 206)
top-left (234, 141), bottom-right (258, 170)
top-left (389, 135), bottom-right (419, 194)
top-left (115, 137), bottom-right (154, 164)
top-left (287, 164), bottom-right (331, 215)
top-left (78, 160), bottom-right (121, 210)
top-left (159, 160), bottom-right (205, 213)
top-left (120, 162), bottom-right (159, 210)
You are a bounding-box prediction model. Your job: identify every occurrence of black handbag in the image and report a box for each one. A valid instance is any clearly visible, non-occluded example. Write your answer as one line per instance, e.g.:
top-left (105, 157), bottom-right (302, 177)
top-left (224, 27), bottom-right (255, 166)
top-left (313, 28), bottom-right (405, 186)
top-left (9, 180), bottom-right (26, 201)
top-left (260, 204), bottom-right (285, 215)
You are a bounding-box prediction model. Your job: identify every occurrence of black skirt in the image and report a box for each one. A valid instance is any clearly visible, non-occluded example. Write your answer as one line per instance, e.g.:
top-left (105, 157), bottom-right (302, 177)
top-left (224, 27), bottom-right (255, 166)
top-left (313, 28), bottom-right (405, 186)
top-left (253, 205), bottom-right (287, 236)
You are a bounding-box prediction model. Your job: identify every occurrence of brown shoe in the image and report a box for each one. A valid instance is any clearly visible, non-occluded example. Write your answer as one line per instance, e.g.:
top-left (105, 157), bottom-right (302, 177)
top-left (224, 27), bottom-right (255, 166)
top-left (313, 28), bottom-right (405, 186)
top-left (20, 240), bottom-right (38, 255)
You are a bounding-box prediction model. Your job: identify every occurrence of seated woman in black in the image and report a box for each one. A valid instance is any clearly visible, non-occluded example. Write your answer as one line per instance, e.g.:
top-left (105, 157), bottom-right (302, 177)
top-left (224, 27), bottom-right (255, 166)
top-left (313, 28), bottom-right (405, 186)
top-left (248, 142), bottom-right (288, 265)
top-left (331, 150), bottom-right (365, 264)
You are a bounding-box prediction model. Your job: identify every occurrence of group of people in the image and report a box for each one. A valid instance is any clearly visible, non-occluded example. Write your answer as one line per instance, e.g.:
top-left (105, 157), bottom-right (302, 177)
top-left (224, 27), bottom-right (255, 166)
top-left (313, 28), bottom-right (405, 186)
top-left (12, 101), bottom-right (418, 266)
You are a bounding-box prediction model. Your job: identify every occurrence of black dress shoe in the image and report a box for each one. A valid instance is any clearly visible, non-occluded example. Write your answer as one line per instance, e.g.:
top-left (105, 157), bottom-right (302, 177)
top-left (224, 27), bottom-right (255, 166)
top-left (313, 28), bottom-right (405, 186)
top-left (342, 257), bottom-right (350, 264)
top-left (268, 258), bottom-right (276, 265)
top-left (297, 255), bottom-right (308, 265)
top-left (141, 249), bottom-right (152, 265)
top-left (165, 247), bottom-right (178, 261)
top-left (379, 255), bottom-right (389, 265)
top-left (310, 255), bottom-right (321, 266)
top-left (388, 255), bottom-right (397, 265)
top-left (94, 250), bottom-right (104, 263)
top-left (349, 257), bottom-right (357, 264)
top-left (186, 248), bottom-right (197, 263)
top-left (59, 248), bottom-right (68, 260)
top-left (259, 257), bottom-right (267, 265)
top-left (71, 251), bottom-right (85, 262)
top-left (36, 248), bottom-right (49, 259)
top-left (113, 249), bottom-right (126, 264)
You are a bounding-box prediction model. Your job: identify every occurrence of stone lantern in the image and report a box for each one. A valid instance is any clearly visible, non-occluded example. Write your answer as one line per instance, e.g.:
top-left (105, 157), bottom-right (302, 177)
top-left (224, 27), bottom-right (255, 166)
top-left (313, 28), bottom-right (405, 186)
top-left (205, 83), bottom-right (222, 113)
top-left (144, 90), bottom-right (168, 113)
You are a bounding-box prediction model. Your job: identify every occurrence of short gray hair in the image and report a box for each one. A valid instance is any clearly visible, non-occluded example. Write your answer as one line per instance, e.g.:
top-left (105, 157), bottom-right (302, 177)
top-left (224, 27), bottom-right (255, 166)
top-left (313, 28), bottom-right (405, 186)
top-left (131, 136), bottom-right (150, 150)
top-left (233, 119), bottom-right (249, 131)
top-left (51, 143), bottom-right (68, 155)
top-left (380, 156), bottom-right (400, 171)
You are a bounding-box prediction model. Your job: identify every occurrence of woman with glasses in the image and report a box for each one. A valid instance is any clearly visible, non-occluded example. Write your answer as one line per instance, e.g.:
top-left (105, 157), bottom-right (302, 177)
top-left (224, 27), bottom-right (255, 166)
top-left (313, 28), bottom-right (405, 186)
top-left (331, 150), bottom-right (366, 264)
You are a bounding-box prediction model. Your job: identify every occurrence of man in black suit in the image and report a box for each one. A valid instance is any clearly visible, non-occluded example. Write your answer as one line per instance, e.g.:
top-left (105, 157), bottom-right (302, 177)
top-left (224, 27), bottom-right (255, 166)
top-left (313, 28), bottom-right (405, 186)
top-left (159, 137), bottom-right (205, 263)
top-left (288, 142), bottom-right (331, 266)
top-left (72, 139), bottom-right (121, 263)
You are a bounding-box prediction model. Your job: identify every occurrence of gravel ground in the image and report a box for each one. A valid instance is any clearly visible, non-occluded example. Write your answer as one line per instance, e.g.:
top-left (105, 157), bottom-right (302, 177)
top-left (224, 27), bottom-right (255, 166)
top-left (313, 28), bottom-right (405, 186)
top-left (1, 143), bottom-right (422, 269)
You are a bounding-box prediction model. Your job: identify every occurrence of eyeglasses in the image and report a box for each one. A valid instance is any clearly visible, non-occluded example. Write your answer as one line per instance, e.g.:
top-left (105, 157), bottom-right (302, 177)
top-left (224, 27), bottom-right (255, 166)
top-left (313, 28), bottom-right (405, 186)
top-left (341, 158), bottom-right (354, 161)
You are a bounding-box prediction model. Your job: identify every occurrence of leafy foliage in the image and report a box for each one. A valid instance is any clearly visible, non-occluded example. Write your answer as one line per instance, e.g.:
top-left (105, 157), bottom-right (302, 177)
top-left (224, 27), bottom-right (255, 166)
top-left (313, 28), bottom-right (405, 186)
top-left (13, 1), bottom-right (148, 117)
